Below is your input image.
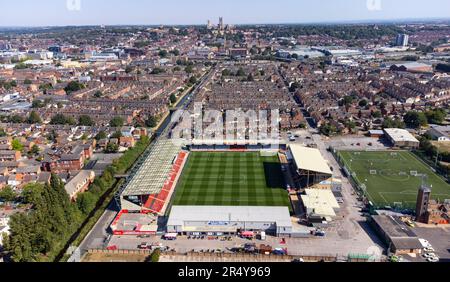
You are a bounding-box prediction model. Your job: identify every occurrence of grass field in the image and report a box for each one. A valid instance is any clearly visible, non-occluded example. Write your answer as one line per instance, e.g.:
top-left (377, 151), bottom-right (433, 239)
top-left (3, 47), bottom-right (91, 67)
top-left (338, 150), bottom-right (450, 209)
top-left (172, 151), bottom-right (291, 208)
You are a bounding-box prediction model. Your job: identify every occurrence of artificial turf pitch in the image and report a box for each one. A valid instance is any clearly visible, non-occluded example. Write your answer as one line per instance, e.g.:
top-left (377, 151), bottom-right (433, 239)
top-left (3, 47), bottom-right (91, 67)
top-left (337, 150), bottom-right (450, 208)
top-left (172, 151), bottom-right (291, 208)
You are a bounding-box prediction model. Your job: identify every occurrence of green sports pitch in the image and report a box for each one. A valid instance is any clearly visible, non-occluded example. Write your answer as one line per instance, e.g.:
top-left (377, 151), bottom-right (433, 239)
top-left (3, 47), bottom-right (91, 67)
top-left (337, 150), bottom-right (450, 209)
top-left (172, 151), bottom-right (291, 208)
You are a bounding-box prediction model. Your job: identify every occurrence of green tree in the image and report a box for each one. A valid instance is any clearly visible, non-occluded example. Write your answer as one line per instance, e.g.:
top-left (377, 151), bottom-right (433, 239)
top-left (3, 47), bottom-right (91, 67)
top-left (64, 81), bottom-right (85, 94)
top-left (12, 139), bottom-right (24, 152)
top-left (29, 144), bottom-right (40, 156)
top-left (0, 186), bottom-right (16, 202)
top-left (94, 90), bottom-right (103, 98)
top-left (78, 115), bottom-right (95, 126)
top-left (145, 115), bottom-right (158, 128)
top-left (27, 111), bottom-right (42, 124)
top-left (95, 131), bottom-right (107, 141)
top-left (110, 117), bottom-right (124, 128)
top-left (169, 93), bottom-right (177, 104)
top-left (76, 192), bottom-right (97, 215)
top-left (24, 79), bottom-right (33, 85)
top-left (105, 142), bottom-right (119, 153)
top-left (404, 111), bottom-right (428, 129)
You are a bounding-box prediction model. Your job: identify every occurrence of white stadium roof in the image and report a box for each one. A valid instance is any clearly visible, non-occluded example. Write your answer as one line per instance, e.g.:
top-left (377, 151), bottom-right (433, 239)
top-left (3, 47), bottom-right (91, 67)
top-left (289, 144), bottom-right (332, 175)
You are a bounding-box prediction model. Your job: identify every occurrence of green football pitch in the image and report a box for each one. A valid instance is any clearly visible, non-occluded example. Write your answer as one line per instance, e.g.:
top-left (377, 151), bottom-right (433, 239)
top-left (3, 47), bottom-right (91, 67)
top-left (172, 151), bottom-right (291, 208)
top-left (337, 150), bottom-right (450, 209)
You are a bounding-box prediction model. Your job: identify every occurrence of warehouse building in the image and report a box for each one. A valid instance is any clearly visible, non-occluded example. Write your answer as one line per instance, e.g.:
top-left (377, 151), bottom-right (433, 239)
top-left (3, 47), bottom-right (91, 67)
top-left (384, 128), bottom-right (420, 149)
top-left (167, 206), bottom-right (293, 237)
top-left (371, 215), bottom-right (423, 255)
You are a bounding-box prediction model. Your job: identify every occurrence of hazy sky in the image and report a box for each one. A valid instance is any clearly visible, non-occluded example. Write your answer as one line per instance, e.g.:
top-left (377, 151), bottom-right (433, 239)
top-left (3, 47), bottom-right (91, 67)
top-left (1, 0), bottom-right (450, 26)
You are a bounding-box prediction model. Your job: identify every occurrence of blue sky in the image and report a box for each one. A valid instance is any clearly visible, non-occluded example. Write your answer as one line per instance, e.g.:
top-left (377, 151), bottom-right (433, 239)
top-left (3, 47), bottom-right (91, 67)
top-left (1, 0), bottom-right (450, 26)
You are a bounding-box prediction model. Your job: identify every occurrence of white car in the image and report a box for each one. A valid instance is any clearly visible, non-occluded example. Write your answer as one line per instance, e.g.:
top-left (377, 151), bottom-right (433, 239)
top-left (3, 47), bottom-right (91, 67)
top-left (422, 253), bottom-right (436, 259)
top-left (427, 256), bottom-right (439, 263)
top-left (424, 247), bottom-right (435, 252)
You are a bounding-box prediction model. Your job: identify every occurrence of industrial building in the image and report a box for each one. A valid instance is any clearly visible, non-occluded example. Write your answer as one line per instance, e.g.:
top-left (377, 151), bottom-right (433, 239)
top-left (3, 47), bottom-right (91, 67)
top-left (384, 128), bottom-right (420, 149)
top-left (287, 144), bottom-right (333, 188)
top-left (167, 206), bottom-right (293, 236)
top-left (371, 215), bottom-right (423, 255)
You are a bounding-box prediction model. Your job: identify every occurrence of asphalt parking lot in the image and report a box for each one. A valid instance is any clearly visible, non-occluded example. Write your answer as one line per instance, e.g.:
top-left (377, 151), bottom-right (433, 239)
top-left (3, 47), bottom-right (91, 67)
top-left (413, 226), bottom-right (450, 261)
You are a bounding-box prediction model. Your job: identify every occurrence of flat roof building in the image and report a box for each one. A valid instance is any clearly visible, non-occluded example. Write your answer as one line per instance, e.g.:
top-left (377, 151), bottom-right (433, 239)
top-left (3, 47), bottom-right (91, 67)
top-left (384, 128), bottom-right (420, 149)
top-left (300, 189), bottom-right (340, 220)
top-left (371, 215), bottom-right (423, 255)
top-left (167, 206), bottom-right (293, 236)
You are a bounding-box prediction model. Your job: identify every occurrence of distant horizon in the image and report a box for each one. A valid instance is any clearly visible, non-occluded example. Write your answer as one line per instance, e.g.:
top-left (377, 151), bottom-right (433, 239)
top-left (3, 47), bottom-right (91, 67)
top-left (1, 0), bottom-right (450, 27)
top-left (1, 17), bottom-right (450, 29)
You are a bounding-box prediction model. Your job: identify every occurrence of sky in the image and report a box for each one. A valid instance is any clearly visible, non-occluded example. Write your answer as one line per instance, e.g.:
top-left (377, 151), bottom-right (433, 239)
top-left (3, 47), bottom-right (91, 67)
top-left (1, 0), bottom-right (450, 27)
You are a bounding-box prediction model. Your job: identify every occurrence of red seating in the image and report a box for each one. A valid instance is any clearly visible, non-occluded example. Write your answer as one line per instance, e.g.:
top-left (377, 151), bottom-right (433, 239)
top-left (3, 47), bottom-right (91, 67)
top-left (141, 151), bottom-right (188, 214)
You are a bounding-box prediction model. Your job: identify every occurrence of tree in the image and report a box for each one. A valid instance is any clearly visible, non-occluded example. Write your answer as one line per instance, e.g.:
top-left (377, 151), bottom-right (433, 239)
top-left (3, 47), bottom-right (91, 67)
top-left (78, 115), bottom-right (95, 126)
top-left (0, 186), bottom-right (16, 202)
top-left (236, 67), bottom-right (246, 77)
top-left (95, 131), bottom-right (107, 141)
top-left (404, 111), bottom-right (428, 129)
top-left (425, 109), bottom-right (446, 124)
top-left (0, 128), bottom-right (6, 137)
top-left (222, 69), bottom-right (231, 76)
top-left (12, 139), bottom-right (24, 152)
top-left (358, 99), bottom-right (368, 108)
top-left (382, 117), bottom-right (405, 129)
top-left (319, 124), bottom-right (337, 136)
top-left (32, 100), bottom-right (45, 108)
top-left (149, 249), bottom-right (161, 262)
top-left (27, 111), bottom-right (42, 124)
top-left (188, 76), bottom-right (197, 85)
top-left (94, 90), bottom-right (103, 98)
top-left (109, 117), bottom-right (124, 128)
top-left (145, 115), bottom-right (158, 128)
top-left (158, 50), bottom-right (168, 58)
top-left (105, 142), bottom-right (119, 153)
top-left (76, 192), bottom-right (97, 215)
top-left (24, 79), bottom-right (32, 85)
top-left (184, 65), bottom-right (193, 74)
top-left (111, 131), bottom-right (123, 139)
top-left (125, 66), bottom-right (133, 74)
top-left (50, 114), bottom-right (67, 125)
top-left (29, 144), bottom-right (40, 156)
top-left (64, 81), bottom-right (85, 94)
top-left (169, 94), bottom-right (177, 104)
top-left (9, 115), bottom-right (24, 124)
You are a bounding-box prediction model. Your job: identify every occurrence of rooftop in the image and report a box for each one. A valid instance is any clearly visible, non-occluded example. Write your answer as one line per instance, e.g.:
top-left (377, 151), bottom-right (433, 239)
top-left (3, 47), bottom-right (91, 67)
top-left (289, 144), bottom-right (332, 175)
top-left (384, 128), bottom-right (419, 143)
top-left (168, 206), bottom-right (292, 228)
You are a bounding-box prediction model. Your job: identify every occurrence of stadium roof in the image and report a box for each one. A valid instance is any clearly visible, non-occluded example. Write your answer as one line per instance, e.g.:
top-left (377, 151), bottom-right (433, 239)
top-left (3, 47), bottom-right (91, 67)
top-left (121, 139), bottom-right (181, 197)
top-left (289, 144), bottom-right (332, 175)
top-left (168, 206), bottom-right (292, 228)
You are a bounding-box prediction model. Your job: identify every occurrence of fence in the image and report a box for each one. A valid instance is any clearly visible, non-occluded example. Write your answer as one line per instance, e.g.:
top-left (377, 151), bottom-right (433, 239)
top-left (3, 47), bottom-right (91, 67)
top-left (85, 248), bottom-right (340, 262)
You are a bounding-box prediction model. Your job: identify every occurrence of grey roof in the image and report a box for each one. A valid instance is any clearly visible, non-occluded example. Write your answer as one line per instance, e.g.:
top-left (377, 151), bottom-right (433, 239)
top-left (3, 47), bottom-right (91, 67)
top-left (168, 206), bottom-right (292, 228)
top-left (391, 237), bottom-right (423, 250)
top-left (372, 215), bottom-right (417, 238)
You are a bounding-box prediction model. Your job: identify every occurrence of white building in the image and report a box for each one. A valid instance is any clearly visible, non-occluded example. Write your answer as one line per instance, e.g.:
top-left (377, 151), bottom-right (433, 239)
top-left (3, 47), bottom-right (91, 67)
top-left (384, 128), bottom-right (420, 149)
top-left (167, 206), bottom-right (293, 236)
